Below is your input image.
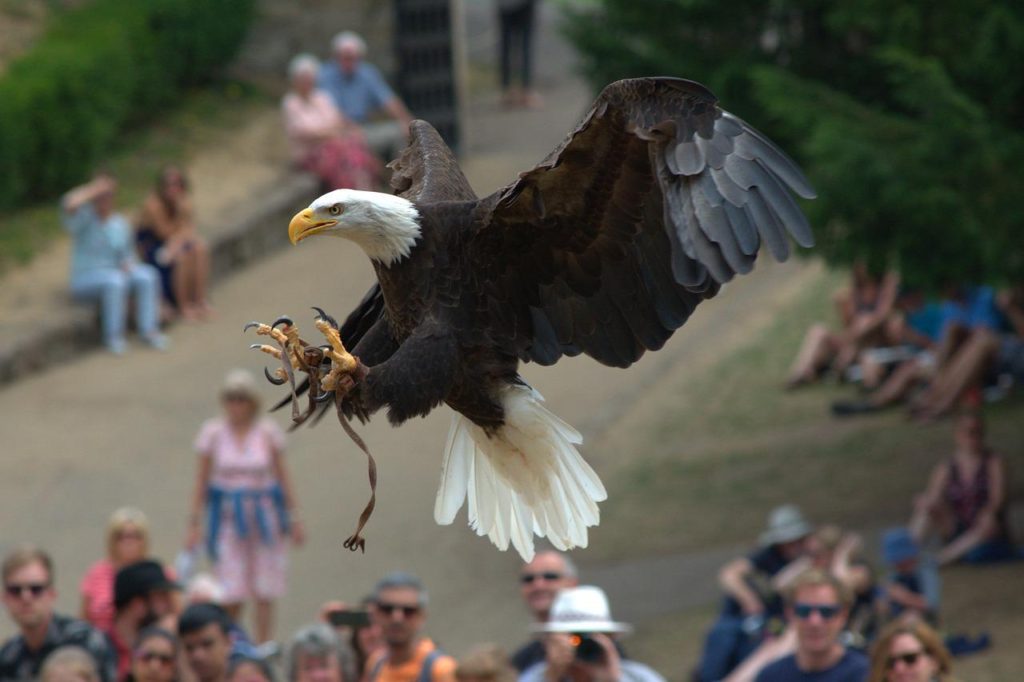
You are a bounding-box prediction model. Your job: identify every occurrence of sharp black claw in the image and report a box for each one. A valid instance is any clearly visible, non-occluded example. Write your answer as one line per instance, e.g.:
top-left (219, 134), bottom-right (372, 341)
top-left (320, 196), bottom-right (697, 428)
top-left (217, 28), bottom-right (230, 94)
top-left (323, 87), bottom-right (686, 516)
top-left (272, 315), bottom-right (294, 329)
top-left (314, 389), bottom-right (334, 403)
top-left (264, 366), bottom-right (287, 385)
top-left (311, 306), bottom-right (339, 329)
top-left (249, 343), bottom-right (262, 350)
top-left (243, 321), bottom-right (261, 333)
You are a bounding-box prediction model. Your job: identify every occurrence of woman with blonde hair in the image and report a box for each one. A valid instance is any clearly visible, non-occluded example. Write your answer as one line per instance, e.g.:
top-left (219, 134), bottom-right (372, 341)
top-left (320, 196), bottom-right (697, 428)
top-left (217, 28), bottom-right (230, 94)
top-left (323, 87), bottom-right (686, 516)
top-left (185, 369), bottom-right (305, 644)
top-left (40, 646), bottom-right (101, 682)
top-left (80, 507), bottom-right (152, 631)
top-left (868, 620), bottom-right (955, 682)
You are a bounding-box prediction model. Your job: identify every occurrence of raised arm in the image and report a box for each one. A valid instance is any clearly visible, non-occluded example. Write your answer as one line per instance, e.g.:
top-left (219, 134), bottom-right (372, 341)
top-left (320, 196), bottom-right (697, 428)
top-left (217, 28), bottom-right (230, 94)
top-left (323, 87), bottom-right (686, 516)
top-left (62, 176), bottom-right (113, 213)
top-left (718, 557), bottom-right (764, 615)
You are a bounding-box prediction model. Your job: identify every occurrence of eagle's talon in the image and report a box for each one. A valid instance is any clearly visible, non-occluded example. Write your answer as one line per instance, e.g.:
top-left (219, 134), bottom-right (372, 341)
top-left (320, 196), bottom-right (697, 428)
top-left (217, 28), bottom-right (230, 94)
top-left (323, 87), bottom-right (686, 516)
top-left (243, 321), bottom-right (262, 333)
top-left (311, 306), bottom-right (339, 329)
top-left (272, 315), bottom-right (294, 329)
top-left (264, 366), bottom-right (288, 385)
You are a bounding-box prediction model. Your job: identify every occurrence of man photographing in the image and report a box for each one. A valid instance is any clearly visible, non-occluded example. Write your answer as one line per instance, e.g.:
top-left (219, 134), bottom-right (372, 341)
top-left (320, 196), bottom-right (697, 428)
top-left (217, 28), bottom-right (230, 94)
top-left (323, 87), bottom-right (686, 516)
top-left (519, 586), bottom-right (664, 682)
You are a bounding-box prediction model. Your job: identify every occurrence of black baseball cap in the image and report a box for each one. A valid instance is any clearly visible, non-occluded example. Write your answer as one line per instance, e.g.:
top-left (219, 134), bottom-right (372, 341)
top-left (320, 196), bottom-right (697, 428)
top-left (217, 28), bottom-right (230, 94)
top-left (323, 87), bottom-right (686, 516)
top-left (114, 560), bottom-right (179, 609)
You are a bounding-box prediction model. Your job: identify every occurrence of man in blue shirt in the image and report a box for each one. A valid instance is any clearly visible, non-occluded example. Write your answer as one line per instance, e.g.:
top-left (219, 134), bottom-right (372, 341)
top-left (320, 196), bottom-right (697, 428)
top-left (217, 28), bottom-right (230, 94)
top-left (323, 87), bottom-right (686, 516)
top-left (63, 173), bottom-right (167, 354)
top-left (755, 569), bottom-right (868, 682)
top-left (318, 31), bottom-right (413, 158)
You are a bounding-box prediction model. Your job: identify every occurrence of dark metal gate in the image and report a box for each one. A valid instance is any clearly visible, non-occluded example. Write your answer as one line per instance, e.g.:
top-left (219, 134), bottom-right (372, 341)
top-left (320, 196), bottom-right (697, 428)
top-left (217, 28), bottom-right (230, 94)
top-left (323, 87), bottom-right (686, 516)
top-left (393, 0), bottom-right (461, 153)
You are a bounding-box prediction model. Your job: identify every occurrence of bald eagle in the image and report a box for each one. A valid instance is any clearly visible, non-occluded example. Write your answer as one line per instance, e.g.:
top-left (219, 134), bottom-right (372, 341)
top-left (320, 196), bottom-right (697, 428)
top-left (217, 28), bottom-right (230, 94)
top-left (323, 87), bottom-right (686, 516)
top-left (263, 78), bottom-right (814, 560)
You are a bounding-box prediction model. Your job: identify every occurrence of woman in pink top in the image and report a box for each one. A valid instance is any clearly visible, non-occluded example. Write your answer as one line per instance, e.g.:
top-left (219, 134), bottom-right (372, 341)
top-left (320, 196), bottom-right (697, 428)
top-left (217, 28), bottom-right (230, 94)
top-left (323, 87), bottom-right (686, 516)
top-left (80, 507), bottom-right (151, 632)
top-left (186, 369), bottom-right (305, 644)
top-left (282, 53), bottom-right (380, 191)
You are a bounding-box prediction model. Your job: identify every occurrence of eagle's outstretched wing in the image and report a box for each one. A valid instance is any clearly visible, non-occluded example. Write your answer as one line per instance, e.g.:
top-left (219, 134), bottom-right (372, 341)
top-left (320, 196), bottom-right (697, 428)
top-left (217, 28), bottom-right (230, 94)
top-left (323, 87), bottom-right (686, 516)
top-left (469, 77), bottom-right (815, 368)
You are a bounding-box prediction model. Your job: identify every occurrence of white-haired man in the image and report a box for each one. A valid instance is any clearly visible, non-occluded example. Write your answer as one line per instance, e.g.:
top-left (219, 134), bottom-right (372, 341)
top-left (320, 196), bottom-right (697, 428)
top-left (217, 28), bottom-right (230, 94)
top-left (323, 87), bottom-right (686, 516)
top-left (510, 551), bottom-right (579, 672)
top-left (318, 31), bottom-right (412, 157)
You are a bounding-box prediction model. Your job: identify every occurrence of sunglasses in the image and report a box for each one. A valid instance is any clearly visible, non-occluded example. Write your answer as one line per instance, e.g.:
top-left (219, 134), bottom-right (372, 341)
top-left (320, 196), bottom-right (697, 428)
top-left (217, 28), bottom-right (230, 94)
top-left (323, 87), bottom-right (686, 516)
top-left (117, 530), bottom-right (144, 541)
top-left (137, 651), bottom-right (175, 667)
top-left (5, 583), bottom-right (49, 599)
top-left (376, 601), bottom-right (420, 617)
top-left (792, 603), bottom-right (841, 620)
top-left (521, 571), bottom-right (563, 585)
top-left (887, 651), bottom-right (924, 669)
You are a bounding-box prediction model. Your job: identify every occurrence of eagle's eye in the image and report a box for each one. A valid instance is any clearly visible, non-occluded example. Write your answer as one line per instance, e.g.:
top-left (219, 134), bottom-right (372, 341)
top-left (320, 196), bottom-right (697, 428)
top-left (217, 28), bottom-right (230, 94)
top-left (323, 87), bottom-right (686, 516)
top-left (328, 203), bottom-right (344, 216)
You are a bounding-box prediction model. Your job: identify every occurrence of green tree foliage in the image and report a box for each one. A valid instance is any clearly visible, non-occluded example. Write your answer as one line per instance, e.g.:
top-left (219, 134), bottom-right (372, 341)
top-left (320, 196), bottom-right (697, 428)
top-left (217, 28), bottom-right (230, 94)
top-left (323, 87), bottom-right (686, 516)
top-left (0, 0), bottom-right (256, 210)
top-left (564, 0), bottom-right (1024, 288)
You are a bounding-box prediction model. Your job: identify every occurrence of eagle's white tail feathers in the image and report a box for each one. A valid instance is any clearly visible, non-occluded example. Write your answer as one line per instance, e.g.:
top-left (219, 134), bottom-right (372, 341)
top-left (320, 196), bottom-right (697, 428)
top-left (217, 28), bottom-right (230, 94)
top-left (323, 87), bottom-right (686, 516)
top-left (433, 384), bottom-right (607, 560)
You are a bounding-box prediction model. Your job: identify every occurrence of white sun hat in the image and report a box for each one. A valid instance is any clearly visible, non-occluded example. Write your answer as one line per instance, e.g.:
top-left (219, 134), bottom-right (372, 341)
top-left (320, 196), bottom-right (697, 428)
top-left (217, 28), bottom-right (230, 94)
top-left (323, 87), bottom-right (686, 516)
top-left (758, 504), bottom-right (814, 546)
top-left (533, 586), bottom-right (633, 634)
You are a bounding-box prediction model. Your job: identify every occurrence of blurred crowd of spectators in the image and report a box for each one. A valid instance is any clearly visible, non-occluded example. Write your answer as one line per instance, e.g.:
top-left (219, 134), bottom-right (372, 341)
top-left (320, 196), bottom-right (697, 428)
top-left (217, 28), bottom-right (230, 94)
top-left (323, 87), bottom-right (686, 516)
top-left (694, 483), bottom-right (1015, 682)
top-left (785, 263), bottom-right (1024, 421)
top-left (5, 499), bottom-right (998, 682)
top-left (2, 371), bottom-right (1012, 682)
top-left (59, 29), bottom-right (417, 358)
top-left (0, 532), bottom-right (665, 682)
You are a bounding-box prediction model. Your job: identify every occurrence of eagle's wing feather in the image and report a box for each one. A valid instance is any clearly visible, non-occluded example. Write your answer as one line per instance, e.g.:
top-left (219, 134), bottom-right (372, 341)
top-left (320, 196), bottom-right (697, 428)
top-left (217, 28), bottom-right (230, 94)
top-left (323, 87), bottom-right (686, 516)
top-left (389, 120), bottom-right (478, 204)
top-left (469, 77), bottom-right (814, 368)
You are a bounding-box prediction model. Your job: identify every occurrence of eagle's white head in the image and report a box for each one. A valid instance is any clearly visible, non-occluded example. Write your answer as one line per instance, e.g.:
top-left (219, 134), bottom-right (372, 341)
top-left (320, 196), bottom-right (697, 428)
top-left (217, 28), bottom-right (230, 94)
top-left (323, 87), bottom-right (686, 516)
top-left (288, 189), bottom-right (421, 267)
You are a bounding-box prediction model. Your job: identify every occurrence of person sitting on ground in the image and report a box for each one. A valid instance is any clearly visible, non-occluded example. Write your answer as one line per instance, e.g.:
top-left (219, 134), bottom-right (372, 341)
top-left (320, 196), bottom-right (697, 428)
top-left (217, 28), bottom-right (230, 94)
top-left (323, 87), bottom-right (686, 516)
top-left (851, 289), bottom-right (945, 391)
top-left (228, 655), bottom-right (277, 682)
top-left (905, 285), bottom-right (1024, 419)
top-left (695, 505), bottom-right (813, 682)
top-left (510, 550), bottom-right (580, 672)
top-left (136, 166), bottom-right (212, 321)
top-left (283, 54), bottom-right (380, 192)
top-left (754, 569), bottom-right (868, 682)
top-left (0, 546), bottom-right (117, 682)
top-left (286, 623), bottom-right (357, 682)
top-left (178, 604), bottom-right (233, 682)
top-left (833, 284), bottom-right (1005, 418)
top-left (128, 627), bottom-right (179, 682)
top-left (109, 561), bottom-right (181, 680)
top-left (867, 620), bottom-right (955, 682)
top-left (62, 173), bottom-right (167, 354)
top-left (318, 32), bottom-right (413, 157)
top-left (878, 528), bottom-right (939, 625)
top-left (40, 645), bottom-right (102, 682)
top-left (519, 585), bottom-right (665, 682)
top-left (80, 507), bottom-right (153, 633)
top-left (364, 572), bottom-right (456, 682)
top-left (457, 645), bottom-right (515, 682)
top-left (909, 409), bottom-right (1015, 565)
top-left (786, 263), bottom-right (900, 388)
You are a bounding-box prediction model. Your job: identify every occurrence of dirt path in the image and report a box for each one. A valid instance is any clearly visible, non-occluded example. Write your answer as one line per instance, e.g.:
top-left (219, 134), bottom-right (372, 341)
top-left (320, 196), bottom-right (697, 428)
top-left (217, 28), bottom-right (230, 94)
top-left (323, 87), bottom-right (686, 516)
top-left (0, 1), bottom-right (817, 656)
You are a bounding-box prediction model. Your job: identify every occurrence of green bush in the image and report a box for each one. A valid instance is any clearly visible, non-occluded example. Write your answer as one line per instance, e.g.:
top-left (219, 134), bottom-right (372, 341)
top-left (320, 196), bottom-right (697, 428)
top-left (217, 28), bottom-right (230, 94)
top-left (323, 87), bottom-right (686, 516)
top-left (0, 0), bottom-right (256, 209)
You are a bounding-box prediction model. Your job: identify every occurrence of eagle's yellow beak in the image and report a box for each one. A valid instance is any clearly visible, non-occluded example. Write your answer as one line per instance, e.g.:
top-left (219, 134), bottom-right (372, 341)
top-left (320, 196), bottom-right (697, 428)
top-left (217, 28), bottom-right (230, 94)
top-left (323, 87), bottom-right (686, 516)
top-left (288, 208), bottom-right (337, 245)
